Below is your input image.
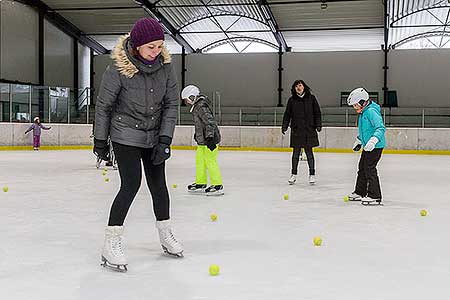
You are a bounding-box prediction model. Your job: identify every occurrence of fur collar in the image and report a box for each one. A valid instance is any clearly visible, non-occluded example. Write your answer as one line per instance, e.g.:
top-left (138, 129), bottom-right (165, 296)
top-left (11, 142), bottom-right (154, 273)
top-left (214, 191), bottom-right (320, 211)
top-left (110, 35), bottom-right (172, 78)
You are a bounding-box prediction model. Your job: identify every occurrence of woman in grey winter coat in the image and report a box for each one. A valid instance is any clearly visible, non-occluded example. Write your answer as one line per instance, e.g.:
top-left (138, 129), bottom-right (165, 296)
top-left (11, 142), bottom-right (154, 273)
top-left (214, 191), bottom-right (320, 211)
top-left (282, 79), bottom-right (322, 185)
top-left (94, 18), bottom-right (182, 272)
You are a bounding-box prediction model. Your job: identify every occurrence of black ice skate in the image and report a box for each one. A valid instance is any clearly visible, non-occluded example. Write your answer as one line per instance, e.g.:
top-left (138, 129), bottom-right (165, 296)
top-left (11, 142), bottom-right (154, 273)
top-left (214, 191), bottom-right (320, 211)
top-left (348, 192), bottom-right (363, 201)
top-left (187, 183), bottom-right (207, 193)
top-left (206, 185), bottom-right (224, 196)
top-left (361, 197), bottom-right (383, 206)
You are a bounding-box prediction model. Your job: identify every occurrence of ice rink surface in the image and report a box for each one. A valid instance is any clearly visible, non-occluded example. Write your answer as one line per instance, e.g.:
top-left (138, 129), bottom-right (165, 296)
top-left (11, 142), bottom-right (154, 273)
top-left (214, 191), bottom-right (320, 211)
top-left (1, 149), bottom-right (449, 300)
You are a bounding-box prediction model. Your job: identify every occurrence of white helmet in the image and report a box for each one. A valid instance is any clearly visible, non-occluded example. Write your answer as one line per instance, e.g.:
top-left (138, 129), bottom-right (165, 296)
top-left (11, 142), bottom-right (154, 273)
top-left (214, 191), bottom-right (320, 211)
top-left (33, 116), bottom-right (40, 122)
top-left (181, 85), bottom-right (200, 100)
top-left (347, 87), bottom-right (369, 106)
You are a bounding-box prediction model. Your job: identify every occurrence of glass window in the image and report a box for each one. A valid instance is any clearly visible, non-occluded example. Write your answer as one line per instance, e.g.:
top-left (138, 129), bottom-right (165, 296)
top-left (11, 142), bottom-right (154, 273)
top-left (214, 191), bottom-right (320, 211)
top-left (11, 84), bottom-right (30, 122)
top-left (49, 87), bottom-right (68, 123)
top-left (31, 86), bottom-right (49, 122)
top-left (0, 83), bottom-right (11, 122)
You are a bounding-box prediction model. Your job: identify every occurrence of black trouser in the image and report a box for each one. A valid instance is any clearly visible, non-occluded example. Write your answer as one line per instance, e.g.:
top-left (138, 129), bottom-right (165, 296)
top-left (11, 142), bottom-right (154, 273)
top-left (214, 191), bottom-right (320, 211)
top-left (291, 147), bottom-right (315, 175)
top-left (354, 148), bottom-right (383, 199)
top-left (108, 142), bottom-right (170, 226)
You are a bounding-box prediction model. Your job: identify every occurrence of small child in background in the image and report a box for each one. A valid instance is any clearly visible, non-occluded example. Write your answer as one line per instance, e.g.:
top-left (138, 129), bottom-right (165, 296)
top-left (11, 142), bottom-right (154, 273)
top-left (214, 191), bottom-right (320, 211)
top-left (25, 117), bottom-right (51, 150)
top-left (181, 85), bottom-right (224, 196)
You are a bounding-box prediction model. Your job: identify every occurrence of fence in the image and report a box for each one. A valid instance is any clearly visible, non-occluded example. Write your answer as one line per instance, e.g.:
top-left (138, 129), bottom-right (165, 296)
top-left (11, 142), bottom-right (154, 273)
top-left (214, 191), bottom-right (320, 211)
top-left (2, 83), bottom-right (449, 128)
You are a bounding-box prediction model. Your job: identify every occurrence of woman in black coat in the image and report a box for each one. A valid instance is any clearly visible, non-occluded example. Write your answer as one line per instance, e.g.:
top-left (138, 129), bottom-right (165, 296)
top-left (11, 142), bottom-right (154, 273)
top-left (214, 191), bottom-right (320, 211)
top-left (282, 79), bottom-right (322, 185)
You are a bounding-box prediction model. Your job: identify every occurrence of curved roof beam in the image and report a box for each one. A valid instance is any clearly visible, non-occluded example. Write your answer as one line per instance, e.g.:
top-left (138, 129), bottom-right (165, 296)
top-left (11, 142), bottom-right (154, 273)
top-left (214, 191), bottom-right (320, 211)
top-left (393, 31), bottom-right (450, 48)
top-left (391, 5), bottom-right (450, 26)
top-left (179, 13), bottom-right (267, 31)
top-left (202, 37), bottom-right (278, 53)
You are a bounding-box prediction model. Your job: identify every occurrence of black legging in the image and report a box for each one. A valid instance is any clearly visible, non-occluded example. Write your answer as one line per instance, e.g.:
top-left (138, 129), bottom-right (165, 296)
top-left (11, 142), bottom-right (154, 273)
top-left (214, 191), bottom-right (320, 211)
top-left (291, 147), bottom-right (315, 175)
top-left (108, 142), bottom-right (170, 226)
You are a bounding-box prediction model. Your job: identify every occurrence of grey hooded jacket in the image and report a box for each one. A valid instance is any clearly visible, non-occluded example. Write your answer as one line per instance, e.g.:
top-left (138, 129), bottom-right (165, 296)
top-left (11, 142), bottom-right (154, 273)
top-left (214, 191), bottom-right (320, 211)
top-left (191, 95), bottom-right (221, 145)
top-left (94, 35), bottom-right (178, 148)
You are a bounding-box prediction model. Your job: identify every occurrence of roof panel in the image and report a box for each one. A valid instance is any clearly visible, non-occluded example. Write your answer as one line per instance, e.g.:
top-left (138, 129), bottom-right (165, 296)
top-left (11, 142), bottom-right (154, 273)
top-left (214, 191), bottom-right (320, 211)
top-left (91, 34), bottom-right (183, 53)
top-left (42, 0), bottom-right (138, 9)
top-left (284, 28), bottom-right (383, 52)
top-left (157, 0), bottom-right (264, 30)
top-left (59, 8), bottom-right (146, 34)
top-left (269, 0), bottom-right (383, 30)
top-left (389, 1), bottom-right (450, 47)
top-left (181, 32), bottom-right (228, 50)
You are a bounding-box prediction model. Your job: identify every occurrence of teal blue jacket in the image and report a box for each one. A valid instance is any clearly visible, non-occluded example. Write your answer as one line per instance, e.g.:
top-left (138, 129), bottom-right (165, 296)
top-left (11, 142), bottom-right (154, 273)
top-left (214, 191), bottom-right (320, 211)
top-left (358, 101), bottom-right (386, 148)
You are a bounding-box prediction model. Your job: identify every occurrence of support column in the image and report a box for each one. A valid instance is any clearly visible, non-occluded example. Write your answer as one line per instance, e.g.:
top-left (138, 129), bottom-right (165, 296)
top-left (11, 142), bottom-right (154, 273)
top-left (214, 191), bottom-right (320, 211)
top-left (277, 47), bottom-right (284, 107)
top-left (181, 47), bottom-right (187, 106)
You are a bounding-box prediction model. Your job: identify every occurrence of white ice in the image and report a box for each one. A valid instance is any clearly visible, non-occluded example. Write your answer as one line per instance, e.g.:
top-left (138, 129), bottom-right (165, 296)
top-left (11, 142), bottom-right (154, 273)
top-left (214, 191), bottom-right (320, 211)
top-left (1, 150), bottom-right (450, 300)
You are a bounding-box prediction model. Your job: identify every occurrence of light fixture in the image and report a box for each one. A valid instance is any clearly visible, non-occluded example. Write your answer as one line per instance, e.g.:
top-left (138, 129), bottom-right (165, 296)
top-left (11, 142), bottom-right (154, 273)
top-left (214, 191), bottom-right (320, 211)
top-left (321, 0), bottom-right (328, 9)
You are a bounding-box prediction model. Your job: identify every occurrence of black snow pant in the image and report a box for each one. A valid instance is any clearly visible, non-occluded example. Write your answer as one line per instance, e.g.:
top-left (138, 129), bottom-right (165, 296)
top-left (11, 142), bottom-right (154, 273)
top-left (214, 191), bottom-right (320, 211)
top-left (354, 148), bottom-right (383, 199)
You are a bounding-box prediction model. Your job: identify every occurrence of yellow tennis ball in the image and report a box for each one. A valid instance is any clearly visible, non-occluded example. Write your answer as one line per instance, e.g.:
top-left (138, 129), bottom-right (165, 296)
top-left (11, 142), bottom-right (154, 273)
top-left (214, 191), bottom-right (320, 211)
top-left (173, 184), bottom-right (177, 188)
top-left (104, 177), bottom-right (110, 182)
top-left (102, 171), bottom-right (107, 176)
top-left (210, 214), bottom-right (218, 222)
top-left (343, 195), bottom-right (349, 202)
top-left (209, 264), bottom-right (220, 276)
top-left (3, 186), bottom-right (8, 193)
top-left (313, 236), bottom-right (322, 246)
top-left (283, 194), bottom-right (289, 200)
top-left (104, 167), bottom-right (108, 172)
top-left (420, 209), bottom-right (427, 217)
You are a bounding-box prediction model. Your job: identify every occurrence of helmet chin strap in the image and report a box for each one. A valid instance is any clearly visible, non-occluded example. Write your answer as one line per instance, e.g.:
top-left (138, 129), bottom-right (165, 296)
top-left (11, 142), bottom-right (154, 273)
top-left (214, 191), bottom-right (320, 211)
top-left (356, 100), bottom-right (369, 113)
top-left (188, 95), bottom-right (198, 112)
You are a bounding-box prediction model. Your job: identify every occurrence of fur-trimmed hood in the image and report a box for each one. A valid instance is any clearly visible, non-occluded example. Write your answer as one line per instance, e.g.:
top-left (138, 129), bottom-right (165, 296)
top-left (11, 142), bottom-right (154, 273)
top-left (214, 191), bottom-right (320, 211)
top-left (111, 35), bottom-right (172, 78)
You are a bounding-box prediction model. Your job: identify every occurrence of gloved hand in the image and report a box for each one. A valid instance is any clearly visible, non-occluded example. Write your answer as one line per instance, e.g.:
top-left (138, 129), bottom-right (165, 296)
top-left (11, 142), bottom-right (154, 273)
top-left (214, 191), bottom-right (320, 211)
top-left (151, 136), bottom-right (172, 165)
top-left (206, 138), bottom-right (217, 151)
top-left (281, 128), bottom-right (286, 135)
top-left (93, 139), bottom-right (109, 161)
top-left (316, 126), bottom-right (322, 132)
top-left (352, 137), bottom-right (362, 152)
top-left (364, 137), bottom-right (379, 152)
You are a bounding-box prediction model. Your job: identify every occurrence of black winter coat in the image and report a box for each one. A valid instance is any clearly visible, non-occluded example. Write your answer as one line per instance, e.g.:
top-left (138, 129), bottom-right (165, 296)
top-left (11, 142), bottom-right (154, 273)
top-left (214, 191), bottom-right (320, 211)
top-left (191, 96), bottom-right (221, 145)
top-left (282, 94), bottom-right (322, 148)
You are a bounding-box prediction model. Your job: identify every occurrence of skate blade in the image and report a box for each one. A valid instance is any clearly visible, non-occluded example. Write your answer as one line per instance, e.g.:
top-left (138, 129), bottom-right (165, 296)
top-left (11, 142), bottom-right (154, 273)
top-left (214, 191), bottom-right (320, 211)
top-left (162, 247), bottom-right (184, 258)
top-left (362, 201), bottom-right (383, 206)
top-left (101, 256), bottom-right (128, 272)
top-left (188, 190), bottom-right (206, 194)
top-left (348, 198), bottom-right (362, 202)
top-left (206, 191), bottom-right (224, 197)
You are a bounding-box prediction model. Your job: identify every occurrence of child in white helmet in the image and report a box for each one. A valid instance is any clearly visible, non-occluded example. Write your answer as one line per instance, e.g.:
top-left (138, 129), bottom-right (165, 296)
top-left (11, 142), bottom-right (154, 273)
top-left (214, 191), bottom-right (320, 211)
top-left (346, 87), bottom-right (386, 205)
top-left (24, 117), bottom-right (51, 150)
top-left (181, 85), bottom-right (224, 196)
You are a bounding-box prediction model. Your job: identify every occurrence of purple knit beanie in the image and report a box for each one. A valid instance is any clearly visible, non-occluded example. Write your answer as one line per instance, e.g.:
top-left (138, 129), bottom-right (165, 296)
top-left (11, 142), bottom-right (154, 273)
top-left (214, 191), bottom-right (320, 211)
top-left (130, 18), bottom-right (165, 48)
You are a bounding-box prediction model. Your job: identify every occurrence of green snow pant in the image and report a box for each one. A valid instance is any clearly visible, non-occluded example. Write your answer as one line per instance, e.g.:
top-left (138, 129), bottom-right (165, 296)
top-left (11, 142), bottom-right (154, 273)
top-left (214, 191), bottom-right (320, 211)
top-left (196, 145), bottom-right (223, 186)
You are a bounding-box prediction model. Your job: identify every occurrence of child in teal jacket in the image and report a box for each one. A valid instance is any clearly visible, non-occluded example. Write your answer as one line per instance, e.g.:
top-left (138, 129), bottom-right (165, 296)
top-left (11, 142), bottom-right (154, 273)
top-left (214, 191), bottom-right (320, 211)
top-left (347, 88), bottom-right (386, 205)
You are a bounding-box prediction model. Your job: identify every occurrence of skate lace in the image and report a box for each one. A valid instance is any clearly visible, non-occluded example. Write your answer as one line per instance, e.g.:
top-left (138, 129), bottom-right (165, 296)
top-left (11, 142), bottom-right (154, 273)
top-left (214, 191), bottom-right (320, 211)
top-left (111, 236), bottom-right (124, 257)
top-left (162, 228), bottom-right (180, 246)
